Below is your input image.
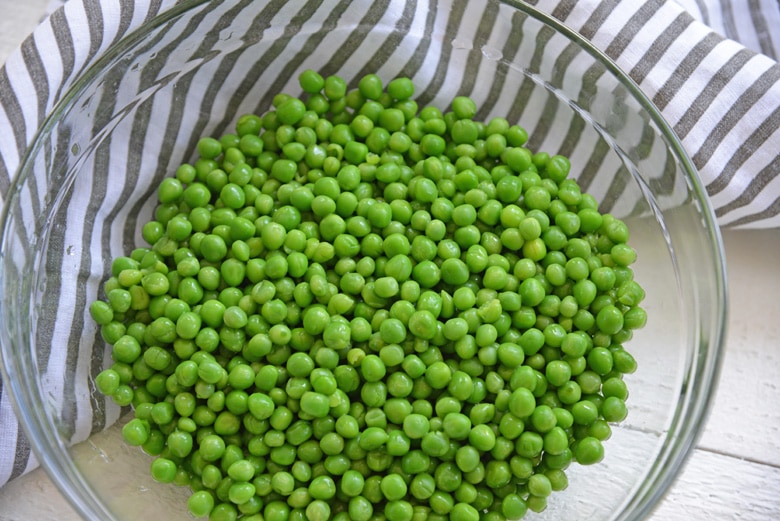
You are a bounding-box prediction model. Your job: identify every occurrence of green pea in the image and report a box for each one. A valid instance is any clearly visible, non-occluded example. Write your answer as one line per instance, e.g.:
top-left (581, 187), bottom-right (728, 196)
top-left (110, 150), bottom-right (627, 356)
top-left (574, 436), bottom-right (605, 465)
top-left (348, 496), bottom-right (373, 521)
top-left (468, 424), bottom-right (496, 452)
top-left (298, 69), bottom-right (325, 94)
top-left (95, 369), bottom-right (121, 395)
top-left (443, 412), bottom-right (472, 441)
top-left (596, 304), bottom-right (624, 335)
top-left (602, 396), bottom-right (628, 422)
top-left (121, 418), bottom-right (150, 446)
top-left (380, 474), bottom-right (407, 501)
top-left (187, 490), bottom-right (215, 518)
top-left (300, 392), bottom-right (330, 418)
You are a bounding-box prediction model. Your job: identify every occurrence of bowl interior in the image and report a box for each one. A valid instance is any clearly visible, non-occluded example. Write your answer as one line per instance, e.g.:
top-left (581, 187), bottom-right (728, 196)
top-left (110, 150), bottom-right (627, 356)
top-left (0, 1), bottom-right (725, 520)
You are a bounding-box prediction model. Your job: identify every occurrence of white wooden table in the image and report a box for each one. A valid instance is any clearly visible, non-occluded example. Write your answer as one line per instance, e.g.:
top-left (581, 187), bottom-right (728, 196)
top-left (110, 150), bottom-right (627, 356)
top-left (1, 1), bottom-right (779, 519)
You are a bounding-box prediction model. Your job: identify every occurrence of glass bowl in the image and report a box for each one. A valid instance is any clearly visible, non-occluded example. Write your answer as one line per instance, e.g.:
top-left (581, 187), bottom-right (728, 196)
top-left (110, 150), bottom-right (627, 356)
top-left (0, 0), bottom-right (727, 520)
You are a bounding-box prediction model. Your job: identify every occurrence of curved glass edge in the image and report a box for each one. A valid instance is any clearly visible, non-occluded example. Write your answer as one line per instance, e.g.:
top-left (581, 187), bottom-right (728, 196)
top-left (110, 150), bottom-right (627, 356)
top-left (504, 1), bottom-right (728, 519)
top-left (0, 1), bottom-right (728, 520)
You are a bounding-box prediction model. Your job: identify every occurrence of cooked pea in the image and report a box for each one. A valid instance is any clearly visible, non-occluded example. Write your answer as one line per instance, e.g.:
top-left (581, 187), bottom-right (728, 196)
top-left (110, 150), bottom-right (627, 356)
top-left (574, 436), bottom-right (605, 465)
top-left (299, 69), bottom-right (325, 94)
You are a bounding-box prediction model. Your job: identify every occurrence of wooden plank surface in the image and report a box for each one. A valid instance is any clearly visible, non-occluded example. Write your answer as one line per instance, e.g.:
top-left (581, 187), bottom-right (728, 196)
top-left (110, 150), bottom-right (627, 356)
top-left (652, 450), bottom-right (780, 520)
top-left (695, 230), bottom-right (780, 468)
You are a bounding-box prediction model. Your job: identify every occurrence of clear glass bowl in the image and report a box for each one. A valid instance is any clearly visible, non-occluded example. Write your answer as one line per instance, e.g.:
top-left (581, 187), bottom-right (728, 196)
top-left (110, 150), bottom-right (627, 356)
top-left (0, 1), bottom-right (726, 520)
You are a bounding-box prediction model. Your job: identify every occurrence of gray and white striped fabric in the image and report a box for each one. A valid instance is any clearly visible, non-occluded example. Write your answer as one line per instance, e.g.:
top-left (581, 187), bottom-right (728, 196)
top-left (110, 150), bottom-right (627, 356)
top-left (0, 0), bottom-right (777, 489)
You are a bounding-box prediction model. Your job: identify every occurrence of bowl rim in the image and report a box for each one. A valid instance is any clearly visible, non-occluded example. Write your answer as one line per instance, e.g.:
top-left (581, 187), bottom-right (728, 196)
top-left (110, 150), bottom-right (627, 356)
top-left (0, 0), bottom-right (728, 519)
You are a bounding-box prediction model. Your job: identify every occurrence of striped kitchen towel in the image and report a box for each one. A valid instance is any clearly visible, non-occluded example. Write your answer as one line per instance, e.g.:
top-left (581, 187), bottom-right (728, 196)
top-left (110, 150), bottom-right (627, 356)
top-left (0, 0), bottom-right (777, 489)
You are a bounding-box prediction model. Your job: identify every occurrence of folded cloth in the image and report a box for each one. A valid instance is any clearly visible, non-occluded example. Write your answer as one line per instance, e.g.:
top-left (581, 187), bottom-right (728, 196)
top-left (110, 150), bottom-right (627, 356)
top-left (528, 0), bottom-right (780, 227)
top-left (0, 0), bottom-right (777, 490)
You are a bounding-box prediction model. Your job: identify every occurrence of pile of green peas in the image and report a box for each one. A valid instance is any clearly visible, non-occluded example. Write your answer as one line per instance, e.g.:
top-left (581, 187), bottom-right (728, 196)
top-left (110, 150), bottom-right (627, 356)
top-left (90, 70), bottom-right (646, 521)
